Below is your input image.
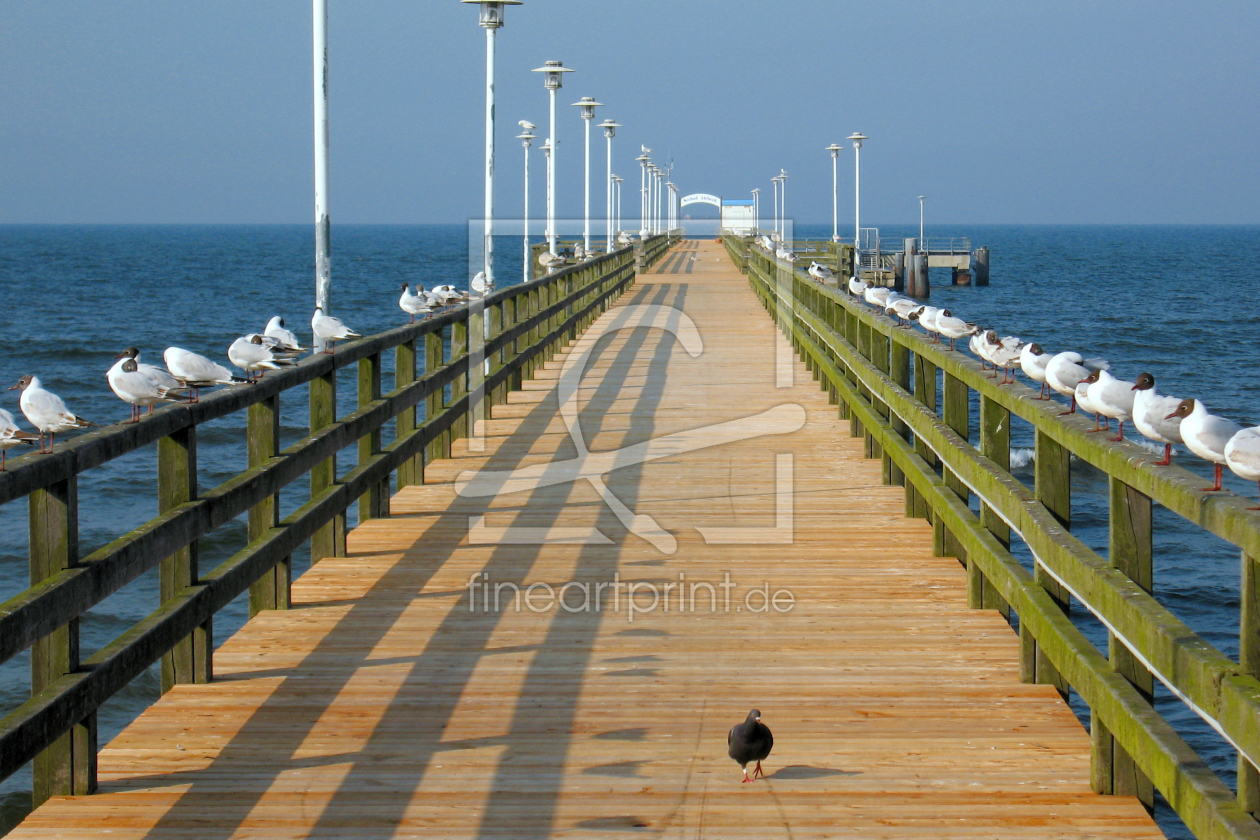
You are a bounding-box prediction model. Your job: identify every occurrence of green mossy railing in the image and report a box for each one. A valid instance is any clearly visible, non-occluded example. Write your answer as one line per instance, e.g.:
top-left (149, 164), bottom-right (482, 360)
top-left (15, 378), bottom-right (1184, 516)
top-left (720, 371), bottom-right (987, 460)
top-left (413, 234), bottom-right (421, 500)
top-left (0, 241), bottom-right (678, 811)
top-left (726, 233), bottom-right (1260, 840)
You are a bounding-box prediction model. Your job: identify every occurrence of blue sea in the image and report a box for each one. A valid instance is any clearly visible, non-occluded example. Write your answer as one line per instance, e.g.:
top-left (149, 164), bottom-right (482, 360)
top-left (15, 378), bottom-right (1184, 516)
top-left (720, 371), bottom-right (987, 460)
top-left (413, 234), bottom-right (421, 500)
top-left (2, 223), bottom-right (1259, 839)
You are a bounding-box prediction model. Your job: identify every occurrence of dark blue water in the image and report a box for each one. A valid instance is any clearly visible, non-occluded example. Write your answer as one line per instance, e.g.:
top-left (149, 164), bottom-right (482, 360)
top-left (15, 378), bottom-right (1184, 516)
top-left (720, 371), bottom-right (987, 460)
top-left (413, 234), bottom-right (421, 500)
top-left (2, 223), bottom-right (1258, 838)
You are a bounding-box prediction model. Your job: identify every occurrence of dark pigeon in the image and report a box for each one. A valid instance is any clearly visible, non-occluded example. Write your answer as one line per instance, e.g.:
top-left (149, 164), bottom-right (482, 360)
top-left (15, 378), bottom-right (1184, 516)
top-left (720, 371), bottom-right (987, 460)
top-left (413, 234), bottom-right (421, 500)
top-left (728, 709), bottom-right (773, 783)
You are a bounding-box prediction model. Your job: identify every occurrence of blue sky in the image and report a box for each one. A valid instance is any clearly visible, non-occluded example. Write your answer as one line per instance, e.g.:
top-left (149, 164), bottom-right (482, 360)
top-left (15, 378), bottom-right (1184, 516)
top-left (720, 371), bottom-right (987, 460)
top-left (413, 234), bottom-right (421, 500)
top-left (0, 0), bottom-right (1256, 225)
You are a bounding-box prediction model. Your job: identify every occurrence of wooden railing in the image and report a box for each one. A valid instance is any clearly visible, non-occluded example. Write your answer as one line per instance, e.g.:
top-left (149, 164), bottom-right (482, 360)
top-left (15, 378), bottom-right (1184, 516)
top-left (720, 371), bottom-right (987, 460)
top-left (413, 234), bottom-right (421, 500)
top-left (529, 233), bottom-right (678, 280)
top-left (728, 234), bottom-right (1260, 840)
top-left (0, 243), bottom-right (670, 808)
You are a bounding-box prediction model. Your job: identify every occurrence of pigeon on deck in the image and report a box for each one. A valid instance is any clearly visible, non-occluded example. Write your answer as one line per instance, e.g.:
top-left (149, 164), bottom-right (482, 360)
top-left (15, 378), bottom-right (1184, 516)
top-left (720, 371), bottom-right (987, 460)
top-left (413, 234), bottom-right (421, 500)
top-left (728, 709), bottom-right (774, 783)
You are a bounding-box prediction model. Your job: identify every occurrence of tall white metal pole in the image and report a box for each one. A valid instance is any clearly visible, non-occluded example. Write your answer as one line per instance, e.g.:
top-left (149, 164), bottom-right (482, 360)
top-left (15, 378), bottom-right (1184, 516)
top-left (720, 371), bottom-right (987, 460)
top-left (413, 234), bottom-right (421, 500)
top-left (582, 115), bottom-right (591, 251)
top-left (831, 153), bottom-right (839, 240)
top-left (639, 161), bottom-right (647, 233)
top-left (313, 0), bottom-right (331, 315)
top-left (522, 141), bottom-right (530, 282)
top-left (483, 25), bottom-right (496, 286)
top-left (854, 144), bottom-right (860, 245)
top-left (615, 178), bottom-right (621, 233)
top-left (547, 88), bottom-right (557, 254)
top-left (605, 132), bottom-right (613, 251)
top-left (772, 179), bottom-right (779, 235)
top-left (780, 175), bottom-right (787, 243)
top-left (919, 195), bottom-right (925, 243)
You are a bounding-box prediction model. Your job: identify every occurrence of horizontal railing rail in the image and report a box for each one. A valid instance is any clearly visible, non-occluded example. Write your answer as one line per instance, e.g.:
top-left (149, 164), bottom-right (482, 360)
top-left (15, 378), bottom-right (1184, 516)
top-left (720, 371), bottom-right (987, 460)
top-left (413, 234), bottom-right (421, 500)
top-left (732, 236), bottom-right (1260, 840)
top-left (0, 238), bottom-right (676, 810)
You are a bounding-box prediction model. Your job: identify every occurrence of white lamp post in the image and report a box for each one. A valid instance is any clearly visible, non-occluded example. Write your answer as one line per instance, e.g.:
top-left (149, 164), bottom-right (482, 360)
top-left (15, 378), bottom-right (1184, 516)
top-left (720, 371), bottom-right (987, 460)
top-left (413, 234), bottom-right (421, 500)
top-left (572, 96), bottom-right (603, 253)
top-left (848, 132), bottom-right (867, 248)
top-left (532, 60), bottom-right (574, 255)
top-left (312, 0), bottom-right (331, 316)
top-left (517, 123), bottom-right (535, 281)
top-left (771, 176), bottom-right (781, 235)
top-left (919, 195), bottom-right (925, 244)
top-left (636, 154), bottom-right (650, 235)
top-left (826, 144), bottom-right (842, 241)
top-left (751, 188), bottom-right (760, 232)
top-left (463, 0), bottom-right (522, 290)
top-left (665, 182), bottom-right (674, 231)
top-left (778, 169), bottom-right (788, 244)
top-left (599, 118), bottom-right (619, 252)
top-left (652, 168), bottom-right (662, 234)
top-left (612, 174), bottom-right (623, 235)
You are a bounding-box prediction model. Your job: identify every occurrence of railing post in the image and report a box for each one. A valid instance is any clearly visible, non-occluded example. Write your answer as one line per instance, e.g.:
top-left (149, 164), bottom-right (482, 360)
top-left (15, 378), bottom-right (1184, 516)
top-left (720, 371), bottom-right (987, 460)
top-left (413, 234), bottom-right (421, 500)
top-left (159, 426), bottom-right (213, 680)
top-left (396, 337), bottom-right (419, 488)
top-left (451, 318), bottom-right (469, 439)
top-left (311, 370), bottom-right (346, 561)
top-left (976, 395), bottom-right (1011, 618)
top-left (1092, 477), bottom-right (1154, 807)
top-left (910, 354), bottom-right (937, 521)
top-left (358, 352), bottom-right (387, 521)
top-left (941, 372), bottom-right (970, 560)
top-left (425, 331), bottom-right (445, 469)
top-left (30, 477), bottom-right (96, 802)
top-left (246, 397), bottom-right (289, 614)
top-left (1241, 551), bottom-right (1260, 814)
top-left (1026, 428), bottom-right (1070, 692)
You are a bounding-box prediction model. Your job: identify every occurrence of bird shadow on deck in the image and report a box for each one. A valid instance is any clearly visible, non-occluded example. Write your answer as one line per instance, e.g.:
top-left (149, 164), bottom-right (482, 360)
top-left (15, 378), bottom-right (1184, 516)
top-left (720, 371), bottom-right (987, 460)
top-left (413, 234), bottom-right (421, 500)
top-left (131, 282), bottom-right (689, 840)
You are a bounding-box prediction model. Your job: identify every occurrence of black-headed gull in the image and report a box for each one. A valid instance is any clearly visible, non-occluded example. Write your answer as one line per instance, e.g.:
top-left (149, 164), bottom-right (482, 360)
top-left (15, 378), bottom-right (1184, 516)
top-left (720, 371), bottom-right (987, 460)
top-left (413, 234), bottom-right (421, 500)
top-left (1083, 369), bottom-right (1135, 441)
top-left (1167, 398), bottom-right (1242, 492)
top-left (471, 271), bottom-right (492, 296)
top-left (1075, 379), bottom-right (1108, 432)
top-left (911, 305), bottom-right (941, 343)
top-left (936, 312), bottom-right (977, 351)
top-left (807, 261), bottom-right (835, 283)
top-left (311, 307), bottom-right (361, 354)
top-left (848, 275), bottom-right (868, 298)
top-left (982, 331), bottom-right (1024, 384)
top-left (1044, 352), bottom-right (1108, 415)
top-left (116, 347), bottom-right (187, 397)
top-left (538, 251), bottom-right (565, 273)
top-left (9, 375), bottom-right (95, 453)
top-left (399, 283), bottom-right (434, 323)
top-left (263, 317), bottom-right (305, 353)
top-left (229, 335), bottom-right (297, 382)
top-left (108, 354), bottom-right (184, 423)
top-left (1225, 427), bottom-right (1260, 508)
top-left (863, 286), bottom-right (891, 309)
top-left (164, 347), bottom-right (241, 401)
top-left (1020, 344), bottom-right (1052, 399)
top-left (0, 407), bottom-right (39, 468)
top-left (1131, 372), bottom-right (1183, 465)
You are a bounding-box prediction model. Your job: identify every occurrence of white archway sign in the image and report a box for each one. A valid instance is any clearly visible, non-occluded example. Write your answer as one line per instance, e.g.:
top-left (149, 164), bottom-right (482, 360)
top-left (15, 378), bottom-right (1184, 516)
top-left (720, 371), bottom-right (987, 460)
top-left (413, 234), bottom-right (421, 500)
top-left (680, 193), bottom-right (721, 208)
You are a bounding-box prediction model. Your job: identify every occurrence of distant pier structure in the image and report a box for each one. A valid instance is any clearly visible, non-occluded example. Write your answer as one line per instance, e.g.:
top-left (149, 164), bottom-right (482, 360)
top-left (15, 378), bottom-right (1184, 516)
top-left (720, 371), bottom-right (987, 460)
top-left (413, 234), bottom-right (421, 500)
top-left (863, 232), bottom-right (991, 295)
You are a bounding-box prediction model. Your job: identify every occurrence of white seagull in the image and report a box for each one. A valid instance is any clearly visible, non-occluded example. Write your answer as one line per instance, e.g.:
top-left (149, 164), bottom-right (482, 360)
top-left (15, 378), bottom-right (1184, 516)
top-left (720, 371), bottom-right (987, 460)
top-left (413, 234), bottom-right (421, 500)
top-left (1131, 372), bottom-right (1183, 465)
top-left (1083, 369), bottom-right (1136, 441)
top-left (263, 316), bottom-right (305, 353)
top-left (0, 408), bottom-right (40, 469)
top-left (312, 307), bottom-right (360, 354)
top-left (538, 251), bottom-right (565, 272)
top-left (1225, 427), bottom-right (1260, 508)
top-left (1075, 378), bottom-right (1109, 433)
top-left (863, 286), bottom-right (891, 309)
top-left (399, 283), bottom-right (434, 323)
top-left (471, 271), bottom-right (492, 296)
top-left (164, 347), bottom-right (241, 401)
top-left (936, 312), bottom-right (978, 351)
top-left (1020, 344), bottom-right (1052, 399)
top-left (1044, 351), bottom-right (1108, 415)
top-left (848, 275), bottom-right (869, 298)
top-left (9, 375), bottom-right (95, 453)
top-left (229, 335), bottom-right (297, 382)
top-left (912, 305), bottom-right (942, 343)
top-left (982, 331), bottom-right (1024, 384)
top-left (807, 261), bottom-right (835, 283)
top-left (108, 354), bottom-right (184, 423)
top-left (1167, 398), bottom-right (1242, 492)
top-left (116, 347), bottom-right (187, 396)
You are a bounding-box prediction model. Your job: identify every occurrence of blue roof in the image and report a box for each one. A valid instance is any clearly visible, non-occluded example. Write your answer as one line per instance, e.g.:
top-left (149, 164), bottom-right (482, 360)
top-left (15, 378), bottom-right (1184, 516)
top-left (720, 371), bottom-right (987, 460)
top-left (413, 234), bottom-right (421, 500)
top-left (722, 199), bottom-right (754, 206)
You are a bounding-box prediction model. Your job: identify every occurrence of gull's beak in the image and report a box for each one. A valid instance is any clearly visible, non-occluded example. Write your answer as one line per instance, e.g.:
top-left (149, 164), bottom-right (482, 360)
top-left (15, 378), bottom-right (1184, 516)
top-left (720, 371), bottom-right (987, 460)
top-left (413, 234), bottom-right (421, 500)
top-left (7, 384), bottom-right (19, 391)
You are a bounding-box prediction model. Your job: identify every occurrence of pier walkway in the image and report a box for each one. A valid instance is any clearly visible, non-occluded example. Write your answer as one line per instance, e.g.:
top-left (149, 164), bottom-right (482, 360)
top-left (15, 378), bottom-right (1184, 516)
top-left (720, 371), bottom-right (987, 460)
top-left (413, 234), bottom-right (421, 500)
top-left (11, 241), bottom-right (1159, 838)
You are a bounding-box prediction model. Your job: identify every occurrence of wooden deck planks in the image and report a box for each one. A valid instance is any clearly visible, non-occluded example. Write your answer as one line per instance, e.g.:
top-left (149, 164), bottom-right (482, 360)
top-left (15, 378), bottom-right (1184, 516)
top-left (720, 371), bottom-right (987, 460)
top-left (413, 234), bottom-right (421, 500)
top-left (8, 241), bottom-right (1162, 838)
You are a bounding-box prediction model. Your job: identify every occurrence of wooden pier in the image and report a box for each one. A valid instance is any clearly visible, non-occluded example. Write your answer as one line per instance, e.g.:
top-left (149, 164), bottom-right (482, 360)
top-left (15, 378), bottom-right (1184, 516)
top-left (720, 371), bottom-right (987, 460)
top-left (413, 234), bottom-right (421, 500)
top-left (6, 241), bottom-right (1161, 837)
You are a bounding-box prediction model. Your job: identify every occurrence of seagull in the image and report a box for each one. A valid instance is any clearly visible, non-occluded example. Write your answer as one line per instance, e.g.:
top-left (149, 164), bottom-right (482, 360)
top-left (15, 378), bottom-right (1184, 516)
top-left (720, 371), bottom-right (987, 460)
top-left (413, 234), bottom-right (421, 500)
top-left (848, 275), bottom-right (869, 298)
top-left (863, 286), bottom-right (891, 309)
top-left (913, 305), bottom-right (942, 342)
top-left (108, 354), bottom-right (184, 423)
top-left (982, 331), bottom-right (1025, 384)
top-left (887, 298), bottom-right (922, 327)
top-left (641, 145), bottom-right (652, 154)
top-left (399, 283), bottom-right (434, 322)
top-left (1083, 369), bottom-right (1136, 441)
top-left (518, 120), bottom-right (535, 132)
top-left (1044, 352), bottom-right (1108, 415)
top-left (774, 246), bottom-right (797, 262)
top-left (0, 408), bottom-right (39, 469)
top-left (471, 271), bottom-right (493, 296)
top-left (312, 307), bottom-right (360, 354)
top-left (617, 231), bottom-right (636, 246)
top-left (1131, 372), bottom-right (1183, 465)
top-left (728, 709), bottom-right (773, 784)
top-left (1225, 427), bottom-right (1260, 509)
top-left (9, 375), bottom-right (95, 453)
top-left (1167, 398), bottom-right (1242, 492)
top-left (431, 284), bottom-right (467, 306)
top-left (936, 312), bottom-right (978, 351)
top-left (115, 347), bottom-right (188, 397)
top-left (263, 316), bottom-right (305, 353)
top-left (538, 250), bottom-right (565, 273)
top-left (1075, 378), bottom-right (1109, 432)
top-left (228, 335), bottom-right (297, 382)
top-left (243, 333), bottom-right (301, 358)
top-left (807, 261), bottom-right (835, 283)
top-left (1020, 344), bottom-right (1052, 399)
top-left (164, 347), bottom-right (242, 401)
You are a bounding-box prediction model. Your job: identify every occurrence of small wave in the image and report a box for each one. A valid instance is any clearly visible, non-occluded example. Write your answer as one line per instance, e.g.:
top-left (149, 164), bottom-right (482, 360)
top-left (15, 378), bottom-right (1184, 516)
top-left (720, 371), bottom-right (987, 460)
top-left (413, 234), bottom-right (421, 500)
top-left (1010, 448), bottom-right (1035, 468)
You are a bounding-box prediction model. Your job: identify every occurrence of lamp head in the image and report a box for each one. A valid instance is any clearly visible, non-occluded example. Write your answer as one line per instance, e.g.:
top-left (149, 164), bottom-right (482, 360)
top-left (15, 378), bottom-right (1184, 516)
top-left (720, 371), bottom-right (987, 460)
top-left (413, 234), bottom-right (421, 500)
top-left (847, 131), bottom-right (868, 148)
top-left (599, 118), bottom-right (620, 138)
top-left (517, 130), bottom-right (535, 147)
top-left (635, 154), bottom-right (650, 164)
top-left (571, 96), bottom-right (603, 120)
top-left (461, 0), bottom-right (522, 29)
top-left (533, 60), bottom-right (574, 90)
top-left (825, 143), bottom-right (842, 156)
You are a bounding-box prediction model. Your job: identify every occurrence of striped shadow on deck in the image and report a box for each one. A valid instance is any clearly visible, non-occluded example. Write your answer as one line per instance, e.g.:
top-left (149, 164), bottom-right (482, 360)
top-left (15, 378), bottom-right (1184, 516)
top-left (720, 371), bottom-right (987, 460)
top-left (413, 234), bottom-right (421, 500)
top-left (9, 241), bottom-right (1160, 838)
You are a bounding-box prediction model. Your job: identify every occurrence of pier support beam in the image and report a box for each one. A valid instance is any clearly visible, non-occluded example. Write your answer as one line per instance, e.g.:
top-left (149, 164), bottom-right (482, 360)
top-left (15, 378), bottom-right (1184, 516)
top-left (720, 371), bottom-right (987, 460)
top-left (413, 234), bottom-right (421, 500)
top-left (975, 246), bottom-right (990, 286)
top-left (915, 254), bottom-right (930, 298)
top-left (1026, 429), bottom-right (1070, 695)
